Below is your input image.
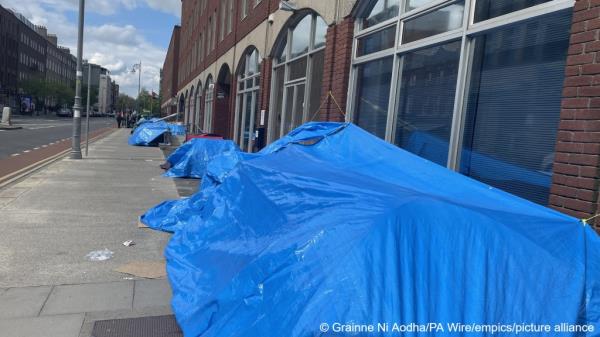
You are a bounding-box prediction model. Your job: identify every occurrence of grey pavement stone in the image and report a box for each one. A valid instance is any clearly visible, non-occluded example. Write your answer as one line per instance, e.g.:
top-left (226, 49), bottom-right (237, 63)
top-left (0, 130), bottom-right (177, 288)
top-left (0, 197), bottom-right (15, 208)
top-left (0, 286), bottom-right (52, 318)
top-left (41, 282), bottom-right (133, 316)
top-left (0, 313), bottom-right (84, 337)
top-left (133, 279), bottom-right (172, 310)
top-left (0, 187), bottom-right (29, 198)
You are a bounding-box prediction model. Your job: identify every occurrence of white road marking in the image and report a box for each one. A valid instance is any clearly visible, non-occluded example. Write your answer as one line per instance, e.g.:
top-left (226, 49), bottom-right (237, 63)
top-left (42, 145), bottom-right (48, 148)
top-left (23, 150), bottom-right (31, 153)
top-left (11, 153), bottom-right (20, 157)
top-left (34, 147), bottom-right (40, 150)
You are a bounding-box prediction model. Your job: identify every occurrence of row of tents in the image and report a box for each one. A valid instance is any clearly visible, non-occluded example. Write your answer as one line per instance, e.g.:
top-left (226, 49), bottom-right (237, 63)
top-left (130, 120), bottom-right (600, 337)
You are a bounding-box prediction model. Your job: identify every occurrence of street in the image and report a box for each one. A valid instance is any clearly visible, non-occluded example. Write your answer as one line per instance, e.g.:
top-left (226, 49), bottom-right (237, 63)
top-left (0, 115), bottom-right (114, 159)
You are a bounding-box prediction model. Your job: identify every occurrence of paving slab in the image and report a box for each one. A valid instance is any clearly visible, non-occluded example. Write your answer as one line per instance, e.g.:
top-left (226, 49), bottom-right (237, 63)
top-left (0, 130), bottom-right (177, 288)
top-left (0, 286), bottom-right (52, 318)
top-left (41, 282), bottom-right (133, 316)
top-left (0, 313), bottom-right (84, 337)
top-left (133, 279), bottom-right (172, 310)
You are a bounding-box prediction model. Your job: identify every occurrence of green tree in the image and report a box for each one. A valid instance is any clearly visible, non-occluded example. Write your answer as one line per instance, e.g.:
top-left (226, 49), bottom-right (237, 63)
top-left (117, 93), bottom-right (136, 112)
top-left (136, 88), bottom-right (160, 117)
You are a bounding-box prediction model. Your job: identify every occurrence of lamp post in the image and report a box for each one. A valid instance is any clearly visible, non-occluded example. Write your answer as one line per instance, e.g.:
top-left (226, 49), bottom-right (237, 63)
top-left (70, 0), bottom-right (85, 159)
top-left (131, 62), bottom-right (141, 115)
top-left (85, 62), bottom-right (91, 156)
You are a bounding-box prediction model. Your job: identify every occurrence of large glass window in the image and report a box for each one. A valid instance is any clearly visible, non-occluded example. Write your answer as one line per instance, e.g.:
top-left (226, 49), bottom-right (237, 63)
top-left (460, 12), bottom-right (571, 204)
top-left (395, 40), bottom-right (461, 166)
top-left (402, 2), bottom-right (465, 44)
top-left (474, 0), bottom-right (553, 22)
top-left (354, 57), bottom-right (393, 139)
top-left (270, 13), bottom-right (327, 141)
top-left (235, 49), bottom-right (261, 152)
top-left (363, 0), bottom-right (400, 28)
top-left (351, 0), bottom-right (572, 205)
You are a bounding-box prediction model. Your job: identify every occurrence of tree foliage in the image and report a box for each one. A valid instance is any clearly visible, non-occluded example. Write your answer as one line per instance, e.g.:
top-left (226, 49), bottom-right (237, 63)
top-left (21, 77), bottom-right (75, 109)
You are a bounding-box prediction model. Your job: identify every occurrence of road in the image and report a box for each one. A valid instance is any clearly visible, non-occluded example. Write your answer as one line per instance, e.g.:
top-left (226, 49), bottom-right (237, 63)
top-left (0, 115), bottom-right (115, 159)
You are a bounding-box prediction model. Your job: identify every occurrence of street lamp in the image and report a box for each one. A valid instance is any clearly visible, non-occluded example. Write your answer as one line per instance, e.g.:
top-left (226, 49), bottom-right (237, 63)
top-left (70, 0), bottom-right (85, 159)
top-left (131, 61), bottom-right (141, 115)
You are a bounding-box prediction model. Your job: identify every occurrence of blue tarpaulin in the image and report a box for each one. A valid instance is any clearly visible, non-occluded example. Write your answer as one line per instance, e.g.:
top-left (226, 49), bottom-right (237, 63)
top-left (144, 122), bottom-right (600, 337)
top-left (163, 138), bottom-right (240, 179)
top-left (128, 120), bottom-right (185, 146)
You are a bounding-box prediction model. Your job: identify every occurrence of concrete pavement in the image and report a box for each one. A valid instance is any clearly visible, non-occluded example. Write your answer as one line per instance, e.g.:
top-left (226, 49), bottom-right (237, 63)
top-left (0, 129), bottom-right (181, 336)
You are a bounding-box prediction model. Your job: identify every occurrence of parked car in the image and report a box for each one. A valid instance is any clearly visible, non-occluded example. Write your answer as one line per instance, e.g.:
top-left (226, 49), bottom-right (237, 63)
top-left (57, 108), bottom-right (72, 117)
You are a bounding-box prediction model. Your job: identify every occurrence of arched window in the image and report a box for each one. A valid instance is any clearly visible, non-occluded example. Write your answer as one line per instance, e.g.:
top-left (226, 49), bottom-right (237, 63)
top-left (187, 86), bottom-right (195, 131)
top-left (235, 48), bottom-right (261, 152)
top-left (203, 76), bottom-right (214, 133)
top-left (194, 82), bottom-right (203, 133)
top-left (269, 12), bottom-right (328, 142)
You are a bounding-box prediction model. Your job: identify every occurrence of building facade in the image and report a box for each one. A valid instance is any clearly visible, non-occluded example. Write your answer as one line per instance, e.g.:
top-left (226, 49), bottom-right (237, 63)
top-left (0, 6), bottom-right (20, 109)
top-left (169, 0), bottom-right (600, 225)
top-left (15, 11), bottom-right (46, 87)
top-left (0, 5), bottom-right (80, 112)
top-left (98, 73), bottom-right (113, 114)
top-left (160, 25), bottom-right (181, 117)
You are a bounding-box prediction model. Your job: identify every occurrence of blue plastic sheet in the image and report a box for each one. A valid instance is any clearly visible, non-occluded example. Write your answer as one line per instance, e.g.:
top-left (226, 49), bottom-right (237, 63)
top-left (144, 122), bottom-right (600, 337)
top-left (128, 120), bottom-right (185, 146)
top-left (163, 139), bottom-right (240, 179)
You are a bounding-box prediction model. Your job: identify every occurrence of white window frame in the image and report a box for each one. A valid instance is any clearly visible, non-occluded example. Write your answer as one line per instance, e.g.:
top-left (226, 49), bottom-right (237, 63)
top-left (267, 13), bottom-right (328, 144)
top-left (234, 50), bottom-right (262, 151)
top-left (347, 0), bottom-right (574, 170)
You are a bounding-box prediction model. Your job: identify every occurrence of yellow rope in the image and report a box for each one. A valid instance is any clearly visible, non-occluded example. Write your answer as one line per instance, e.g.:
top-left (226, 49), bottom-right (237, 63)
top-left (582, 213), bottom-right (600, 226)
top-left (310, 91), bottom-right (346, 122)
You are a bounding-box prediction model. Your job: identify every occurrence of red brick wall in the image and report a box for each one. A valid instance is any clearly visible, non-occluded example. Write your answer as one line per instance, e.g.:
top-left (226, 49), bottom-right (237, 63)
top-left (550, 0), bottom-right (600, 227)
top-left (161, 26), bottom-right (181, 112)
top-left (178, 0), bottom-right (279, 91)
top-left (318, 17), bottom-right (354, 122)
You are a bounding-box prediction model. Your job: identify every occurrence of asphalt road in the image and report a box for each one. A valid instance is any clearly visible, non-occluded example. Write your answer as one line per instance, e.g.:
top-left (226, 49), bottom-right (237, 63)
top-left (0, 115), bottom-right (115, 160)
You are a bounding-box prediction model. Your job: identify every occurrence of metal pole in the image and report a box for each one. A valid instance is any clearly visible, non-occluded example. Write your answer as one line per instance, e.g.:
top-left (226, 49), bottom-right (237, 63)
top-left (70, 0), bottom-right (85, 159)
top-left (137, 61), bottom-right (141, 115)
top-left (85, 63), bottom-right (91, 156)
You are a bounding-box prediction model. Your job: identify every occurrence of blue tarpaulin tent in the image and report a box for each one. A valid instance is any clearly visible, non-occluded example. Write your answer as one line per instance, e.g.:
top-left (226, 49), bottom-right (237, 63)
top-left (144, 122), bottom-right (600, 337)
top-left (128, 120), bottom-right (185, 146)
top-left (163, 138), bottom-right (241, 179)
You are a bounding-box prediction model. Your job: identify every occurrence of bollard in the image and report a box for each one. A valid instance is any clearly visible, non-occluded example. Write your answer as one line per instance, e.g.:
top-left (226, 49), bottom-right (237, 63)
top-left (1, 107), bottom-right (11, 126)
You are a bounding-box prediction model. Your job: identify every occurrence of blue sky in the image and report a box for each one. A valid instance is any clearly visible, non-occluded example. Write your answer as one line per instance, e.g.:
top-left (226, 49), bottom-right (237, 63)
top-left (2, 0), bottom-right (181, 96)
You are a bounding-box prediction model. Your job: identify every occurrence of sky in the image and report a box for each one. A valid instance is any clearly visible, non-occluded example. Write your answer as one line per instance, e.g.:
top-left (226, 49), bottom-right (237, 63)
top-left (1, 0), bottom-right (181, 97)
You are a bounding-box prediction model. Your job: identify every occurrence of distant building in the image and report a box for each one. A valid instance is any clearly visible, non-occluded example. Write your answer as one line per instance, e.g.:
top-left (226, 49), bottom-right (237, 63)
top-left (111, 82), bottom-right (119, 113)
top-left (14, 9), bottom-right (46, 113)
top-left (160, 25), bottom-right (180, 117)
top-left (0, 4), bottom-right (91, 114)
top-left (98, 73), bottom-right (112, 114)
top-left (83, 63), bottom-right (107, 89)
top-left (0, 6), bottom-right (20, 109)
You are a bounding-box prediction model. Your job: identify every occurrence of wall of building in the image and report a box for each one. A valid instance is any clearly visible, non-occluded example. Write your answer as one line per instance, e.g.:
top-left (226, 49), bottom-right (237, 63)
top-left (174, 0), bottom-right (359, 139)
top-left (0, 6), bottom-right (20, 109)
top-left (161, 25), bottom-right (181, 116)
top-left (170, 0), bottom-right (600, 222)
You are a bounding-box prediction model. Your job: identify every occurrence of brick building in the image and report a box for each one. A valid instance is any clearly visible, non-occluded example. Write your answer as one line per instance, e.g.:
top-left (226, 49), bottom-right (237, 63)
top-left (160, 25), bottom-right (181, 117)
top-left (166, 0), bottom-right (600, 225)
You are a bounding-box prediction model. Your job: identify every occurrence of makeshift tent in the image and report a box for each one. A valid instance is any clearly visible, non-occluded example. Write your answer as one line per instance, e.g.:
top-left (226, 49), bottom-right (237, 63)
top-left (163, 139), bottom-right (241, 179)
top-left (141, 123), bottom-right (343, 232)
top-left (128, 120), bottom-right (185, 146)
top-left (145, 122), bottom-right (600, 337)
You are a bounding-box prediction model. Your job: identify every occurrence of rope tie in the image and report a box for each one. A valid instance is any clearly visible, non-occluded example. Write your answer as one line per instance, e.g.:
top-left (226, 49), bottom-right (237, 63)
top-left (309, 91), bottom-right (346, 122)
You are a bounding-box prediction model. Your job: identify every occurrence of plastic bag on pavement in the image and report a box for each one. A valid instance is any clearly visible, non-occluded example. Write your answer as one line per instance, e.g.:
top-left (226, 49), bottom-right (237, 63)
top-left (85, 249), bottom-right (114, 261)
